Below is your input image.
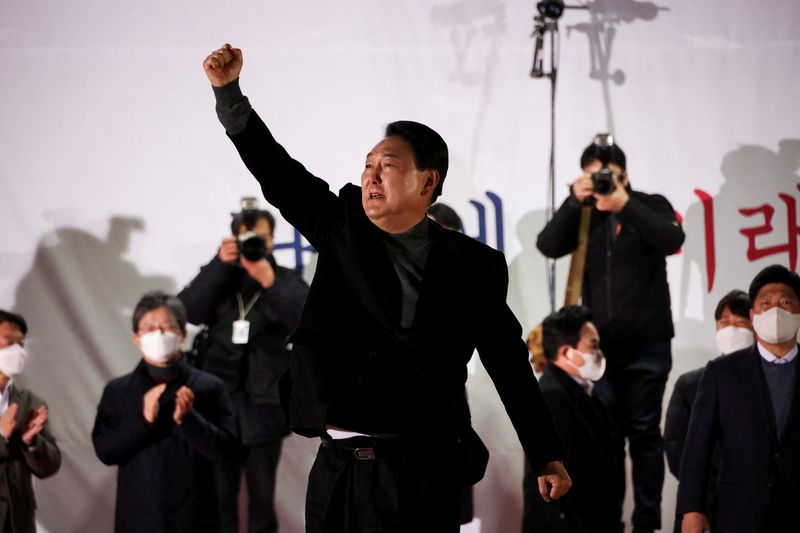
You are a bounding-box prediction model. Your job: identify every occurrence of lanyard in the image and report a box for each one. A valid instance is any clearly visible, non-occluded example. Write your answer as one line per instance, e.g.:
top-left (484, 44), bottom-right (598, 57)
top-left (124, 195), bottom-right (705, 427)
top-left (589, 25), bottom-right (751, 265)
top-left (236, 292), bottom-right (261, 321)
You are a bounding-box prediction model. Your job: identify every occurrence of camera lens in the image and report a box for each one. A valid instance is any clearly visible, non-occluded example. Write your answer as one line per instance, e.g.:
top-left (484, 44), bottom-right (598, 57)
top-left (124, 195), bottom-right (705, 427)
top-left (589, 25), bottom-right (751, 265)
top-left (239, 235), bottom-right (267, 261)
top-left (591, 168), bottom-right (616, 196)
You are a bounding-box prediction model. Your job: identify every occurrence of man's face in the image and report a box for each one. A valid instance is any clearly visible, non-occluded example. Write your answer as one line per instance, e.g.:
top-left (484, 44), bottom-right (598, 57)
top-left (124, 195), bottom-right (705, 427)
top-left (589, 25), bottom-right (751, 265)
top-left (751, 283), bottom-right (800, 318)
top-left (238, 217), bottom-right (274, 253)
top-left (133, 307), bottom-right (184, 346)
top-left (716, 306), bottom-right (752, 331)
top-left (0, 322), bottom-right (24, 349)
top-left (569, 321), bottom-right (600, 366)
top-left (361, 136), bottom-right (435, 225)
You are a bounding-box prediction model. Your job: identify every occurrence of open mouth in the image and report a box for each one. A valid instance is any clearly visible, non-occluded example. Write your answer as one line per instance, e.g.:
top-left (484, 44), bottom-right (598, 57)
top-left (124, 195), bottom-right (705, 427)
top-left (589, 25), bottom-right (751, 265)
top-left (368, 193), bottom-right (384, 200)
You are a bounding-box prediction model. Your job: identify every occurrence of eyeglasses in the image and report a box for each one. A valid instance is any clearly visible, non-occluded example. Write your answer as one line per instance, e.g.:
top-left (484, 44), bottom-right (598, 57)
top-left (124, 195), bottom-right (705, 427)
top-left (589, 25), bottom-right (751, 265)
top-left (137, 323), bottom-right (180, 335)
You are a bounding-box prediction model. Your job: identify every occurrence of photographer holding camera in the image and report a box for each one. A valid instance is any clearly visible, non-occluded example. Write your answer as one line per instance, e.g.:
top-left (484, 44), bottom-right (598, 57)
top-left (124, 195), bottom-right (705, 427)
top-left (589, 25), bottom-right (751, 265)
top-left (537, 136), bottom-right (684, 533)
top-left (178, 198), bottom-right (308, 533)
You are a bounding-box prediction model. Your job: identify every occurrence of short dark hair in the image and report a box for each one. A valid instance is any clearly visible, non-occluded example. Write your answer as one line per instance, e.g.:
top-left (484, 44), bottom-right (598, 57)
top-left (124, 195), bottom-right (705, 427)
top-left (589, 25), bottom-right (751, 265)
top-left (230, 209), bottom-right (276, 236)
top-left (580, 142), bottom-right (626, 171)
top-left (0, 310), bottom-right (27, 336)
top-left (427, 203), bottom-right (463, 232)
top-left (714, 289), bottom-right (752, 321)
top-left (385, 120), bottom-right (449, 203)
top-left (542, 305), bottom-right (594, 361)
top-left (749, 264), bottom-right (800, 303)
top-left (132, 291), bottom-right (187, 333)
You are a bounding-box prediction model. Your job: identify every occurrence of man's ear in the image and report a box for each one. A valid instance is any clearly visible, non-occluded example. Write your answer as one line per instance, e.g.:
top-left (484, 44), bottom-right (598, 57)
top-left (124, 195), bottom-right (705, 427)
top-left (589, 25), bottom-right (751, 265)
top-left (557, 344), bottom-right (571, 360)
top-left (421, 171), bottom-right (440, 196)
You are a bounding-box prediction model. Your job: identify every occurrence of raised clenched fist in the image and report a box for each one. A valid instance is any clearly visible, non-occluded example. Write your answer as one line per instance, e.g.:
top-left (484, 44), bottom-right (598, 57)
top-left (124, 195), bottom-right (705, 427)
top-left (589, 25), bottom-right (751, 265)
top-left (203, 43), bottom-right (243, 88)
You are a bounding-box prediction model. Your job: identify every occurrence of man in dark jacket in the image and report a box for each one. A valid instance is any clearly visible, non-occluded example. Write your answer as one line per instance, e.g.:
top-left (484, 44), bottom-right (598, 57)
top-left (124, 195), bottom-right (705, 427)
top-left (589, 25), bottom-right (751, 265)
top-left (92, 291), bottom-right (238, 533)
top-left (202, 43), bottom-right (571, 532)
top-left (0, 310), bottom-right (61, 533)
top-left (537, 136), bottom-right (684, 533)
top-left (679, 265), bottom-right (800, 533)
top-left (179, 204), bottom-right (308, 533)
top-left (663, 289), bottom-right (753, 531)
top-left (523, 305), bottom-right (624, 533)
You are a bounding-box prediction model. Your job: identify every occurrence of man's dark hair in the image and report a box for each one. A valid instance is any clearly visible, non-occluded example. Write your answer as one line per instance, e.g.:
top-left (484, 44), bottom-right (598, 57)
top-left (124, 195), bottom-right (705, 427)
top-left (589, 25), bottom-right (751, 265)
top-left (580, 142), bottom-right (626, 171)
top-left (385, 120), bottom-right (449, 203)
top-left (0, 310), bottom-right (27, 336)
top-left (132, 291), bottom-right (188, 333)
top-left (542, 305), bottom-right (594, 361)
top-left (714, 289), bottom-right (752, 321)
top-left (427, 203), bottom-right (463, 232)
top-left (749, 264), bottom-right (800, 303)
top-left (230, 209), bottom-right (276, 236)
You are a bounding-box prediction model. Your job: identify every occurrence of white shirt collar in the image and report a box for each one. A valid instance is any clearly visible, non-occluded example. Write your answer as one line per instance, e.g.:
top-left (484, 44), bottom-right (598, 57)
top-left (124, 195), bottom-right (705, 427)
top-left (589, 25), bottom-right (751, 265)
top-left (0, 379), bottom-right (13, 415)
top-left (757, 342), bottom-right (799, 364)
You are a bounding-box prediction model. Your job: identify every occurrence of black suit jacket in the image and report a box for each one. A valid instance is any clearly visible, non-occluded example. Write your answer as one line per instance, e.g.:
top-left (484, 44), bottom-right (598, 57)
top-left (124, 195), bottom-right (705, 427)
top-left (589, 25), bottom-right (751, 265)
top-left (523, 366), bottom-right (624, 532)
top-left (677, 345), bottom-right (800, 532)
top-left (226, 110), bottom-right (563, 470)
top-left (92, 359), bottom-right (238, 533)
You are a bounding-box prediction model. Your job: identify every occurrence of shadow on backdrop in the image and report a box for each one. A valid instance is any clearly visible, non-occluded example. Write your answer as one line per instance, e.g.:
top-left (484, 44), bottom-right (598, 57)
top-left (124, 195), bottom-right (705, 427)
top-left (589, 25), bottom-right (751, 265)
top-left (566, 0), bottom-right (667, 133)
top-left (12, 216), bottom-right (176, 533)
top-left (679, 139), bottom-right (800, 325)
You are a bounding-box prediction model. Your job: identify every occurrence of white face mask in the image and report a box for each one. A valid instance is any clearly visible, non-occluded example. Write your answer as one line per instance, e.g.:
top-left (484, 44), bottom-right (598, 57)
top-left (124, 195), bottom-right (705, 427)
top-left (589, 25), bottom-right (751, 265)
top-left (138, 331), bottom-right (182, 365)
top-left (752, 307), bottom-right (800, 345)
top-left (0, 343), bottom-right (27, 377)
top-left (567, 347), bottom-right (606, 382)
top-left (715, 326), bottom-right (754, 355)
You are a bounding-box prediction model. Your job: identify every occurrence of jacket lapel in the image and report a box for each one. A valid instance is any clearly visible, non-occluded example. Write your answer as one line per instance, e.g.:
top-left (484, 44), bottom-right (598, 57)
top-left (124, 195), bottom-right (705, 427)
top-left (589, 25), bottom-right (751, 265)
top-left (737, 346), bottom-right (778, 445)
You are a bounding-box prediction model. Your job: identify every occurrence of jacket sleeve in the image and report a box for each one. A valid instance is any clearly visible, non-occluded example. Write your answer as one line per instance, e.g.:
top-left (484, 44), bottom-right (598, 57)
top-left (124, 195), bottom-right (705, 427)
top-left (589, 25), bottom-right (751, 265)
top-left (536, 196), bottom-right (582, 259)
top-left (676, 362), bottom-right (718, 516)
top-left (226, 110), bottom-right (344, 252)
top-left (174, 378), bottom-right (239, 462)
top-left (617, 193), bottom-right (685, 255)
top-left (21, 425), bottom-right (61, 479)
top-left (663, 373), bottom-right (692, 479)
top-left (92, 383), bottom-right (157, 466)
top-left (179, 255), bottom-right (239, 325)
top-left (475, 252), bottom-right (564, 470)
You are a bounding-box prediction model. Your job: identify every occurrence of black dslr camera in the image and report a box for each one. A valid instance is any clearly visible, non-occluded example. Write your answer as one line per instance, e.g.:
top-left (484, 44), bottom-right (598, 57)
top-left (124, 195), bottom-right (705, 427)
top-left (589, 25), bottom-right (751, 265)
top-left (236, 197), bottom-right (268, 261)
top-left (590, 133), bottom-right (619, 196)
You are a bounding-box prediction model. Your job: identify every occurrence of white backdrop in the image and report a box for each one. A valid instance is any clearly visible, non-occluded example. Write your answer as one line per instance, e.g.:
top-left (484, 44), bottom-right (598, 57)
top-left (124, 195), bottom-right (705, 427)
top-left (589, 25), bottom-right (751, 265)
top-left (1, 1), bottom-right (798, 531)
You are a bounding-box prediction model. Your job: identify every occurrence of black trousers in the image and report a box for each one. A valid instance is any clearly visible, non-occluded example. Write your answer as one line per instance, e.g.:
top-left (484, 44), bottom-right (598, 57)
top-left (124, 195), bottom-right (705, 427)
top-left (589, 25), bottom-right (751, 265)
top-left (602, 341), bottom-right (671, 531)
top-left (305, 436), bottom-right (462, 533)
top-left (214, 440), bottom-right (283, 533)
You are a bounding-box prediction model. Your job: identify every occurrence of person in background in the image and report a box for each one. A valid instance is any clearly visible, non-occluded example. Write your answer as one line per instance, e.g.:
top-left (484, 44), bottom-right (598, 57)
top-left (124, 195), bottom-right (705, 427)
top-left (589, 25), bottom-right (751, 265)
top-left (537, 135), bottom-right (684, 533)
top-left (92, 291), bottom-right (238, 533)
top-left (427, 202), bottom-right (464, 232)
top-left (523, 305), bottom-right (624, 533)
top-left (0, 310), bottom-right (61, 533)
top-left (678, 265), bottom-right (800, 533)
top-left (664, 289), bottom-right (753, 530)
top-left (179, 200), bottom-right (308, 533)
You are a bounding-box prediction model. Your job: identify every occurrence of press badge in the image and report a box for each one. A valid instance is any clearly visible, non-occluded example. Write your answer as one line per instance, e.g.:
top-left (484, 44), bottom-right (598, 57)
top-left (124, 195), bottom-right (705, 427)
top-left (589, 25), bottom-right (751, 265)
top-left (232, 319), bottom-right (250, 344)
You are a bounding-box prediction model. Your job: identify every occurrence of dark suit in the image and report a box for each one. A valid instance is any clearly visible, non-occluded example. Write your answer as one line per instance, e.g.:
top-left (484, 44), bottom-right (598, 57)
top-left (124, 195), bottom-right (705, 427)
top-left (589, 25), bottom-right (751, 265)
top-left (522, 366), bottom-right (624, 533)
top-left (225, 109), bottom-right (563, 528)
top-left (0, 385), bottom-right (61, 533)
top-left (92, 358), bottom-right (238, 533)
top-left (677, 345), bottom-right (800, 532)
